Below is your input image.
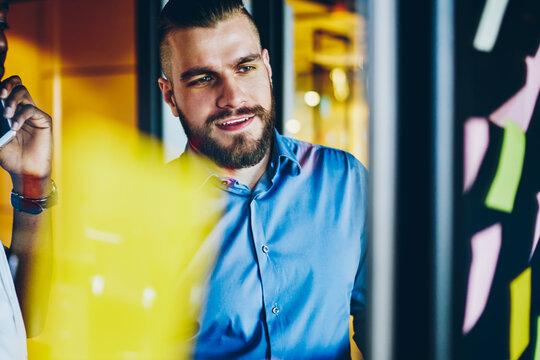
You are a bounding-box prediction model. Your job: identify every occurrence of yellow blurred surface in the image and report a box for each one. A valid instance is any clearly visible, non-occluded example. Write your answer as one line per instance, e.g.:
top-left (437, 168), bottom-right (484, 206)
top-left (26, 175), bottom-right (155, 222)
top-left (1, 0), bottom-right (138, 247)
top-left (26, 120), bottom-right (219, 359)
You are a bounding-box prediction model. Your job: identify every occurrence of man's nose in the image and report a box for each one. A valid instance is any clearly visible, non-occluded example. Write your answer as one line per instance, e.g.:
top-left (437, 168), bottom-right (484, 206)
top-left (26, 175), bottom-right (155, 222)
top-left (216, 76), bottom-right (247, 109)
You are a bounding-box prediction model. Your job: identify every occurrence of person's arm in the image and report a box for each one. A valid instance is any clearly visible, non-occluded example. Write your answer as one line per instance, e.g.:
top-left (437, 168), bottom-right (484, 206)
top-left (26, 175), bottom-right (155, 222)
top-left (351, 161), bottom-right (368, 359)
top-left (0, 75), bottom-right (53, 337)
top-left (10, 187), bottom-right (53, 338)
top-left (351, 240), bottom-right (367, 359)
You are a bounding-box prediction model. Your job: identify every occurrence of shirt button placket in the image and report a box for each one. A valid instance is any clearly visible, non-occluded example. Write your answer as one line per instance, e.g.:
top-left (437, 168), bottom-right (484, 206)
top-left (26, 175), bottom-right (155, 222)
top-left (251, 195), bottom-right (281, 353)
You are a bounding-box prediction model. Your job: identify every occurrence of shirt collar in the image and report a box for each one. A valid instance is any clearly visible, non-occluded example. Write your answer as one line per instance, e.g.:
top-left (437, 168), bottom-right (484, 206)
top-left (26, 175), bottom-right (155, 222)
top-left (270, 129), bottom-right (302, 178)
top-left (174, 143), bottom-right (222, 190)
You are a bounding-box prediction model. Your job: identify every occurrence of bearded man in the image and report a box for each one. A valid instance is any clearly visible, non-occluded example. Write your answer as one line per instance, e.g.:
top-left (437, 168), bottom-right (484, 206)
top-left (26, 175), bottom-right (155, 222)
top-left (157, 1), bottom-right (368, 359)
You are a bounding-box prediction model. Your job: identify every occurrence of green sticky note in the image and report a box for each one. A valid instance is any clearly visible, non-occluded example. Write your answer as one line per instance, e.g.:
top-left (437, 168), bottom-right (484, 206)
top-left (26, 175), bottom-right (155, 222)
top-left (510, 267), bottom-right (531, 360)
top-left (485, 120), bottom-right (526, 213)
top-left (535, 316), bottom-right (540, 360)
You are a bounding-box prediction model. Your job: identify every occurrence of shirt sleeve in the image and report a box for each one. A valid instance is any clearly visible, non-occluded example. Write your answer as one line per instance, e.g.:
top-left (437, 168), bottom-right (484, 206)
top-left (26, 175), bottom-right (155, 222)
top-left (0, 245), bottom-right (27, 358)
top-left (350, 159), bottom-right (368, 356)
top-left (351, 228), bottom-right (367, 355)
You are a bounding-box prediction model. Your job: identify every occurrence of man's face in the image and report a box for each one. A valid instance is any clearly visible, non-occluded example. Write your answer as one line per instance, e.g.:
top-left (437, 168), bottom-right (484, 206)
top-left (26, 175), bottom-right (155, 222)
top-left (0, 5), bottom-right (8, 80)
top-left (158, 14), bottom-right (275, 169)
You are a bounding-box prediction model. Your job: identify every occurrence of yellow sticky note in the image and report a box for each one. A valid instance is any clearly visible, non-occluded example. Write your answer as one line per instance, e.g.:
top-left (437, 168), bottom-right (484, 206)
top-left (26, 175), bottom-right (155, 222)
top-left (534, 316), bottom-right (540, 360)
top-left (485, 120), bottom-right (526, 213)
top-left (510, 267), bottom-right (531, 360)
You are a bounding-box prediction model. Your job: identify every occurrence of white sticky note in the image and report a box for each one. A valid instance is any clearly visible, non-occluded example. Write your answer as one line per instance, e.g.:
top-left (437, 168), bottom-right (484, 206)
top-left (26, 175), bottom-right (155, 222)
top-left (473, 0), bottom-right (510, 52)
top-left (490, 44), bottom-right (540, 132)
top-left (464, 117), bottom-right (490, 192)
top-left (463, 223), bottom-right (502, 334)
top-left (531, 193), bottom-right (540, 262)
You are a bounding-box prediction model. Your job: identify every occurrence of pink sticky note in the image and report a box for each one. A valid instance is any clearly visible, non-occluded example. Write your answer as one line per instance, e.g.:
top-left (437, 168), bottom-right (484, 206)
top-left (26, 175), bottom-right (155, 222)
top-left (490, 43), bottom-right (540, 132)
top-left (531, 193), bottom-right (540, 262)
top-left (464, 117), bottom-right (490, 192)
top-left (463, 223), bottom-right (502, 334)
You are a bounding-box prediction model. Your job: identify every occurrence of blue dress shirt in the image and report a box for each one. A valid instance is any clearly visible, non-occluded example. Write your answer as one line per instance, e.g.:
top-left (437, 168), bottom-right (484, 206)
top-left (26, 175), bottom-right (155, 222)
top-left (177, 131), bottom-right (367, 359)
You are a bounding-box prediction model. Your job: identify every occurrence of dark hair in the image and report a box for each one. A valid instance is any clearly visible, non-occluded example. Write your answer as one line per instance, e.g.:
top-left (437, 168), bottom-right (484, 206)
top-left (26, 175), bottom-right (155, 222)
top-left (158, 0), bottom-right (260, 80)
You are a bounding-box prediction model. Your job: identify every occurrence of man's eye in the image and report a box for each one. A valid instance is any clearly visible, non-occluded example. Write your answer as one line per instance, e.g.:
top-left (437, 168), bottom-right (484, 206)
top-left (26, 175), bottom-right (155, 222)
top-left (189, 76), bottom-right (212, 86)
top-left (238, 65), bottom-right (255, 73)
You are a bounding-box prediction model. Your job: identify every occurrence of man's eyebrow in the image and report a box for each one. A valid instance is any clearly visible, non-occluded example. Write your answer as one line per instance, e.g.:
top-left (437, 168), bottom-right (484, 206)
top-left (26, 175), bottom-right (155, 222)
top-left (180, 67), bottom-right (218, 82)
top-left (236, 53), bottom-right (261, 65)
top-left (180, 54), bottom-right (262, 82)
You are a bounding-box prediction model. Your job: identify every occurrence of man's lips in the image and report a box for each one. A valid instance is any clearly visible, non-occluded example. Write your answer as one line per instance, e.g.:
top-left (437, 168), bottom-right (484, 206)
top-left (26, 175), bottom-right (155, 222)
top-left (214, 115), bottom-right (255, 131)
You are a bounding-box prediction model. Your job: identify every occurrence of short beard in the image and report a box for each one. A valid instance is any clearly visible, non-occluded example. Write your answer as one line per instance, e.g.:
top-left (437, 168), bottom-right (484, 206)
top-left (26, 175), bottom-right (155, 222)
top-left (176, 100), bottom-right (275, 169)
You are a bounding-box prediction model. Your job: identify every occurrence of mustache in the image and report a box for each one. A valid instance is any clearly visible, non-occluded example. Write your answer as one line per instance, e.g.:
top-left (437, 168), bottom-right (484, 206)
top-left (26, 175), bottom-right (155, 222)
top-left (205, 105), bottom-right (268, 127)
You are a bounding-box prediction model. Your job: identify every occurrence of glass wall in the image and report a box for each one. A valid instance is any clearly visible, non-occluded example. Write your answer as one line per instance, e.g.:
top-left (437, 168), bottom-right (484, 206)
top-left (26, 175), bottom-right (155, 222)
top-left (284, 0), bottom-right (369, 167)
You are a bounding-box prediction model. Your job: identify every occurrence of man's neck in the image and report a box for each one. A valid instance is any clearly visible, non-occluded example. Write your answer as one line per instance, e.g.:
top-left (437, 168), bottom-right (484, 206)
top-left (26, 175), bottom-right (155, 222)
top-left (214, 149), bottom-right (271, 191)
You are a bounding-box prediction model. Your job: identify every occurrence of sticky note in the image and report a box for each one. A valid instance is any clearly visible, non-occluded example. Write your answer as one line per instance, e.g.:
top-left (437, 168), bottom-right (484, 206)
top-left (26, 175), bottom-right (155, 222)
top-left (473, 0), bottom-right (510, 52)
top-left (462, 223), bottom-right (502, 334)
top-left (464, 117), bottom-right (490, 192)
top-left (531, 193), bottom-right (540, 262)
top-left (490, 44), bottom-right (540, 132)
top-left (485, 121), bottom-right (525, 213)
top-left (510, 267), bottom-right (531, 360)
top-left (534, 316), bottom-right (540, 360)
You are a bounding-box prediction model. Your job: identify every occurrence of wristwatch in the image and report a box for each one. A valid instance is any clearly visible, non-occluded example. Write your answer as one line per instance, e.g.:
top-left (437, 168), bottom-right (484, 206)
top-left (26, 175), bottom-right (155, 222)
top-left (10, 180), bottom-right (58, 215)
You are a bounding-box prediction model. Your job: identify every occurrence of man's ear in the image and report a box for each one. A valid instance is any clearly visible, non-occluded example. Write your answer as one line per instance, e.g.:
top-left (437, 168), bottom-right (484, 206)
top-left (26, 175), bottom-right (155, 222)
top-left (158, 77), bottom-right (179, 117)
top-left (262, 49), bottom-right (272, 80)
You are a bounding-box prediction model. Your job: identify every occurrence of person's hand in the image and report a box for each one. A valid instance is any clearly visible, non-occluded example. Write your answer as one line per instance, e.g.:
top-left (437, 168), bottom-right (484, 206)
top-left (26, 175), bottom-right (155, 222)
top-left (0, 75), bottom-right (52, 197)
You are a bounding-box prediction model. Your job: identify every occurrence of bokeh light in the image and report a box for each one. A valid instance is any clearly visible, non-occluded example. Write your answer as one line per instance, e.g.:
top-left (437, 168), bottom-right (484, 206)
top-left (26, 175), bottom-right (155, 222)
top-left (304, 91), bottom-right (321, 107)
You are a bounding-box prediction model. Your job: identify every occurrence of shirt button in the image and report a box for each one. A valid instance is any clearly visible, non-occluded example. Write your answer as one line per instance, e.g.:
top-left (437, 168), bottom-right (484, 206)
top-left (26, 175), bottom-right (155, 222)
top-left (272, 306), bottom-right (280, 315)
top-left (262, 245), bottom-right (269, 253)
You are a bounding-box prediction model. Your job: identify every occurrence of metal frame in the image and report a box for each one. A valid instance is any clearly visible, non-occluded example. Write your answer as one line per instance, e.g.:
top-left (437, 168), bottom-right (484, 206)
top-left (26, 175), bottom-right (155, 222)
top-left (433, 0), bottom-right (457, 359)
top-left (368, 0), bottom-right (398, 358)
top-left (136, 0), bottom-right (163, 139)
top-left (369, 0), bottom-right (459, 358)
top-left (252, 0), bottom-right (285, 133)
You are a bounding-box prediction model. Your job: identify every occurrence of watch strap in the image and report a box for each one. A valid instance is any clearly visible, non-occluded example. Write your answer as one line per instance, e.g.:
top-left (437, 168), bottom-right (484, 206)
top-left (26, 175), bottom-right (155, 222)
top-left (10, 180), bottom-right (58, 215)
